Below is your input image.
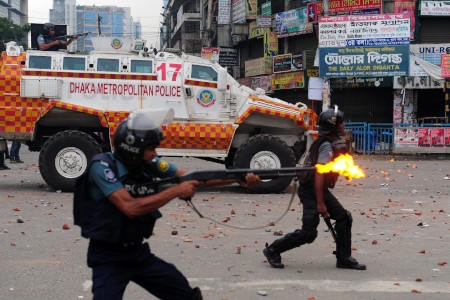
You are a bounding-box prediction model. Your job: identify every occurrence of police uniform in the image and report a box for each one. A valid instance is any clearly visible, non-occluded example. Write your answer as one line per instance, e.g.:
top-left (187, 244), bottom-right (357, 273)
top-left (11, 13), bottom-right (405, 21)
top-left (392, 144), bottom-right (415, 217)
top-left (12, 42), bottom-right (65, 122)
top-left (85, 153), bottom-right (198, 300)
top-left (37, 34), bottom-right (61, 51)
top-left (296, 139), bottom-right (354, 261)
top-left (263, 106), bottom-right (365, 270)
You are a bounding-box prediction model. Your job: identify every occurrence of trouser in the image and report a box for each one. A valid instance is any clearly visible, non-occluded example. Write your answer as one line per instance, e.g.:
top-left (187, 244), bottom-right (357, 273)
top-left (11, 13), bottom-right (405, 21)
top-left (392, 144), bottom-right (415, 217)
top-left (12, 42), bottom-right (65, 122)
top-left (9, 141), bottom-right (21, 160)
top-left (88, 241), bottom-right (199, 300)
top-left (270, 186), bottom-right (353, 259)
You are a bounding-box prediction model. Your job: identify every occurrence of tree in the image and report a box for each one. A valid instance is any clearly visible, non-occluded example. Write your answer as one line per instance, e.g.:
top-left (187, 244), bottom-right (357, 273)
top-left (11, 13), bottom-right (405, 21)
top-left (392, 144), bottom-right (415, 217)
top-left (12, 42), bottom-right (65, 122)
top-left (0, 17), bottom-right (31, 52)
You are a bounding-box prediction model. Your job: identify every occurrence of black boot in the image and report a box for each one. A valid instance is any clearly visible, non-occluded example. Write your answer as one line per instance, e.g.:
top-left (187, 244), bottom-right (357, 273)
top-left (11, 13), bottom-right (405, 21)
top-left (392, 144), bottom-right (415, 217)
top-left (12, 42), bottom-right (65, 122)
top-left (337, 257), bottom-right (366, 270)
top-left (263, 232), bottom-right (302, 269)
top-left (263, 243), bottom-right (284, 268)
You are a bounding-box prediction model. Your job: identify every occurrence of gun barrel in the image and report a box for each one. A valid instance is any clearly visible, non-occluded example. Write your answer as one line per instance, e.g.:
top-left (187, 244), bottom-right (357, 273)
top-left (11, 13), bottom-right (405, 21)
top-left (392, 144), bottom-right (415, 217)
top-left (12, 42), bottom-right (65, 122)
top-left (227, 167), bottom-right (316, 180)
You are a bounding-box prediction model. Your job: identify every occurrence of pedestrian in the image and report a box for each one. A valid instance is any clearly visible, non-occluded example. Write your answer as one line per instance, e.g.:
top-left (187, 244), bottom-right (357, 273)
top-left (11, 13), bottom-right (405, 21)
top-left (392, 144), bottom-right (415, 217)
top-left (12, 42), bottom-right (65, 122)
top-left (9, 141), bottom-right (23, 163)
top-left (263, 106), bottom-right (366, 270)
top-left (37, 22), bottom-right (78, 51)
top-left (0, 138), bottom-right (10, 170)
top-left (74, 108), bottom-right (261, 299)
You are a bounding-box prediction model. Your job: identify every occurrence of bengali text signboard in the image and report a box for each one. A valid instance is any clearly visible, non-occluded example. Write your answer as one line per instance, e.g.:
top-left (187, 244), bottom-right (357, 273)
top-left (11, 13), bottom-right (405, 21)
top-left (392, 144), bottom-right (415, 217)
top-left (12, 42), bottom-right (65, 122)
top-left (319, 45), bottom-right (409, 77)
top-left (318, 14), bottom-right (410, 48)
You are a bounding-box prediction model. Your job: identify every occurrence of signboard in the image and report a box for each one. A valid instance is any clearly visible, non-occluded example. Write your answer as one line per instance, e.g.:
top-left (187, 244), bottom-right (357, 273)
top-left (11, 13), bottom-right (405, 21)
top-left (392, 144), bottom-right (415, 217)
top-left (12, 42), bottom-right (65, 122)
top-left (264, 32), bottom-right (278, 58)
top-left (257, 15), bottom-right (272, 27)
top-left (252, 76), bottom-right (273, 94)
top-left (218, 0), bottom-right (231, 25)
top-left (319, 45), bottom-right (410, 77)
top-left (318, 14), bottom-right (410, 48)
top-left (410, 44), bottom-right (450, 65)
top-left (201, 47), bottom-right (220, 63)
top-left (308, 0), bottom-right (381, 22)
top-left (232, 0), bottom-right (246, 24)
top-left (327, 0), bottom-right (382, 14)
top-left (393, 75), bottom-right (443, 89)
top-left (219, 47), bottom-right (239, 67)
top-left (245, 57), bottom-right (272, 77)
top-left (275, 8), bottom-right (313, 38)
top-left (273, 53), bottom-right (302, 73)
top-left (261, 2), bottom-right (271, 15)
top-left (420, 1), bottom-right (450, 16)
top-left (246, 0), bottom-right (257, 20)
top-left (441, 54), bottom-right (450, 78)
top-left (272, 71), bottom-right (305, 90)
top-left (393, 0), bottom-right (416, 40)
top-left (249, 21), bottom-right (271, 39)
top-left (331, 77), bottom-right (392, 88)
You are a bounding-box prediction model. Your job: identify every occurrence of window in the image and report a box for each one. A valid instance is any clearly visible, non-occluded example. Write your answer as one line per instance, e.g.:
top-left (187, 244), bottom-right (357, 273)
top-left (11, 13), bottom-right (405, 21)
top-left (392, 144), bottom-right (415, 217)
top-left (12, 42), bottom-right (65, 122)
top-left (63, 57), bottom-right (86, 71)
top-left (191, 65), bottom-right (217, 81)
top-left (130, 60), bottom-right (153, 73)
top-left (97, 58), bottom-right (119, 72)
top-left (29, 56), bottom-right (52, 69)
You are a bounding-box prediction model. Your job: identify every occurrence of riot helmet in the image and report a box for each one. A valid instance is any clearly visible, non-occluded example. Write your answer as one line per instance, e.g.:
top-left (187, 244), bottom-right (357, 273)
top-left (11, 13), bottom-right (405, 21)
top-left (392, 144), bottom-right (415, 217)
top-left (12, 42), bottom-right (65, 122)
top-left (318, 105), bottom-right (345, 135)
top-left (113, 108), bottom-right (174, 167)
top-left (43, 22), bottom-right (55, 35)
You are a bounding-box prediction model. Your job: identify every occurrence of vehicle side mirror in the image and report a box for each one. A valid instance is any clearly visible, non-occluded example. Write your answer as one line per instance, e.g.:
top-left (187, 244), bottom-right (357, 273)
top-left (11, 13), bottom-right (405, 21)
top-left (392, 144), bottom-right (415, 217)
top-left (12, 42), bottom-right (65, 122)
top-left (217, 67), bottom-right (227, 91)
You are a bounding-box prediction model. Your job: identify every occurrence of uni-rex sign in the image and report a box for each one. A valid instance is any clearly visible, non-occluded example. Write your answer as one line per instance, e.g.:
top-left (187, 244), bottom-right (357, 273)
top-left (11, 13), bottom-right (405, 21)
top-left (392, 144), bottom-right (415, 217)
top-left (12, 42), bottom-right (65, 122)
top-left (319, 45), bottom-right (409, 77)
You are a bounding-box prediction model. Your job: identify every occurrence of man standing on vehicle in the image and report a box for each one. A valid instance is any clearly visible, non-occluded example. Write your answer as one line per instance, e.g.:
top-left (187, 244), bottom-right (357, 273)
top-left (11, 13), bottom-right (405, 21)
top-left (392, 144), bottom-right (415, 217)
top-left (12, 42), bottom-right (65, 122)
top-left (263, 106), bottom-right (366, 271)
top-left (75, 108), bottom-right (261, 299)
top-left (37, 22), bottom-right (78, 51)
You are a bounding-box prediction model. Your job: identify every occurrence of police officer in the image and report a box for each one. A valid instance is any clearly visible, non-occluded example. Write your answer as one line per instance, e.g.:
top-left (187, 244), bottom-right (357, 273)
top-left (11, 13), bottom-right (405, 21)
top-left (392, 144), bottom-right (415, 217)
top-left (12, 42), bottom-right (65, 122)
top-left (37, 22), bottom-right (78, 51)
top-left (79, 108), bottom-right (260, 299)
top-left (263, 106), bottom-right (366, 270)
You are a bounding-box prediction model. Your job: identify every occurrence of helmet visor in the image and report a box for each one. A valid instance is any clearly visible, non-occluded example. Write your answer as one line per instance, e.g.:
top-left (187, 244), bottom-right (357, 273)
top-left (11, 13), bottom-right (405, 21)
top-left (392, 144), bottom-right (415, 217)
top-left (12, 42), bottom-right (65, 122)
top-left (127, 108), bottom-right (174, 131)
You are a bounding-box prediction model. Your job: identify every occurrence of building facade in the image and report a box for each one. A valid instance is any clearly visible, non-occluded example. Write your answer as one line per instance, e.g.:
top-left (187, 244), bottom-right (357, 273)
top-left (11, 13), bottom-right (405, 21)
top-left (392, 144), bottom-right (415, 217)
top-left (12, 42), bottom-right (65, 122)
top-left (75, 5), bottom-right (134, 52)
top-left (0, 0), bottom-right (28, 25)
top-left (49, 0), bottom-right (77, 52)
top-left (161, 0), bottom-right (450, 127)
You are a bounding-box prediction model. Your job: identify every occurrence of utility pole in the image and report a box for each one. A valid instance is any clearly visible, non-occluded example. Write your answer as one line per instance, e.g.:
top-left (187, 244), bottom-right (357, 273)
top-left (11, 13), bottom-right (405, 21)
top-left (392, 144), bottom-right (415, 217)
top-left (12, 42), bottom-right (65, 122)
top-left (321, 0), bottom-right (330, 112)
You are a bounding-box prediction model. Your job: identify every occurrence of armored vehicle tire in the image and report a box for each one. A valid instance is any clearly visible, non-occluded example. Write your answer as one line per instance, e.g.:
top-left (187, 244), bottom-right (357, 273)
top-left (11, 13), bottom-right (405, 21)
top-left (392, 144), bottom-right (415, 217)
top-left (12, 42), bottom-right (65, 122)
top-left (39, 130), bottom-right (102, 192)
top-left (233, 134), bottom-right (296, 194)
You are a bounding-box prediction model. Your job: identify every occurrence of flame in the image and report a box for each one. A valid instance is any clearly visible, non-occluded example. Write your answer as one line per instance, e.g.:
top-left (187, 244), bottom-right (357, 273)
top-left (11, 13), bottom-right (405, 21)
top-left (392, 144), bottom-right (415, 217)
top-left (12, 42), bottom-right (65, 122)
top-left (315, 154), bottom-right (365, 180)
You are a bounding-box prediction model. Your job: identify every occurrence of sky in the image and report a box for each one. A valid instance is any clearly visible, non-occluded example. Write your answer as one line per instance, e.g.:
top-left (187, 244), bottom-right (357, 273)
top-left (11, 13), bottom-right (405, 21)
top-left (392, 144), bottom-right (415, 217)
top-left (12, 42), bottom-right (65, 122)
top-left (28, 0), bottom-right (164, 48)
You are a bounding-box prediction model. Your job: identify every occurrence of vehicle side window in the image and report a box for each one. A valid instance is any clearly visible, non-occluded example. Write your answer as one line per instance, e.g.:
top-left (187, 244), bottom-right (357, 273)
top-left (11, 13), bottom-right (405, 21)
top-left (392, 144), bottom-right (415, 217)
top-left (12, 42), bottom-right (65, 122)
top-left (97, 58), bottom-right (119, 72)
top-left (29, 56), bottom-right (52, 69)
top-left (63, 57), bottom-right (86, 71)
top-left (130, 60), bottom-right (153, 73)
top-left (191, 65), bottom-right (217, 81)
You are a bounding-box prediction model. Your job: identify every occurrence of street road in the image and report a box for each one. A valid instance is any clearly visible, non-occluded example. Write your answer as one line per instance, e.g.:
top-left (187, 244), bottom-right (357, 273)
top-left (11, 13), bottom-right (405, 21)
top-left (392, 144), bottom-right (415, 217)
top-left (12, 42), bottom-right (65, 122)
top-left (1, 148), bottom-right (449, 299)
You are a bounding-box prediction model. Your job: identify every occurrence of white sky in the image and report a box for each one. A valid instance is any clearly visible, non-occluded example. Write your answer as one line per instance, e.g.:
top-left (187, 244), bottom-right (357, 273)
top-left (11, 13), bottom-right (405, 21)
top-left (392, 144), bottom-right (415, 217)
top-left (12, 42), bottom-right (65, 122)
top-left (28, 0), bottom-right (164, 48)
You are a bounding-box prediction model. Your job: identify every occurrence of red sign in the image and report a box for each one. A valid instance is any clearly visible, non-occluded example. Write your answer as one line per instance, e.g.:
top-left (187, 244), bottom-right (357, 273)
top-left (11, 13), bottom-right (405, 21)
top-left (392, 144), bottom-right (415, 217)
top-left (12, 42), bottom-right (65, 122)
top-left (442, 54), bottom-right (450, 78)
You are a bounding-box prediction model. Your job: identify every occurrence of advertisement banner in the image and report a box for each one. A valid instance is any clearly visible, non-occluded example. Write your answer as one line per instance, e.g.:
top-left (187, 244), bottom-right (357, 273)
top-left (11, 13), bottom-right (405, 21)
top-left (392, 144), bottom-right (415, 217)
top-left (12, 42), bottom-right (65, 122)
top-left (245, 57), bottom-right (273, 77)
top-left (201, 47), bottom-right (220, 63)
top-left (252, 76), bottom-right (273, 94)
top-left (249, 21), bottom-right (271, 39)
top-left (273, 53), bottom-right (302, 73)
top-left (218, 47), bottom-right (239, 67)
top-left (420, 1), bottom-right (450, 16)
top-left (441, 54), bottom-right (450, 78)
top-left (246, 0), bottom-right (257, 20)
top-left (318, 14), bottom-right (410, 48)
top-left (275, 8), bottom-right (313, 38)
top-left (319, 45), bottom-right (410, 77)
top-left (232, 0), bottom-right (246, 24)
top-left (272, 71), bottom-right (305, 90)
top-left (308, 0), bottom-right (381, 21)
top-left (264, 32), bottom-right (278, 58)
top-left (261, 1), bottom-right (271, 15)
top-left (218, 0), bottom-right (231, 25)
top-left (393, 0), bottom-right (417, 40)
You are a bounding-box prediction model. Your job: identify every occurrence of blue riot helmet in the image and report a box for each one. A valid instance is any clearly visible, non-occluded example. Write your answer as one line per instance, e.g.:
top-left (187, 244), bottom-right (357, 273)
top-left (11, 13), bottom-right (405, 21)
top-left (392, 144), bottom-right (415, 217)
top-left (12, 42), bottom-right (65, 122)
top-left (113, 108), bottom-right (174, 167)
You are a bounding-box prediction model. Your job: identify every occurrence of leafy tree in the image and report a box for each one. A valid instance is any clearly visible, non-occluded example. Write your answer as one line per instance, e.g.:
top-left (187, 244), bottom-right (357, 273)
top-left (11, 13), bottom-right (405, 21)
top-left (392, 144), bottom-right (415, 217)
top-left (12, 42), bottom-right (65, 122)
top-left (0, 17), bottom-right (31, 52)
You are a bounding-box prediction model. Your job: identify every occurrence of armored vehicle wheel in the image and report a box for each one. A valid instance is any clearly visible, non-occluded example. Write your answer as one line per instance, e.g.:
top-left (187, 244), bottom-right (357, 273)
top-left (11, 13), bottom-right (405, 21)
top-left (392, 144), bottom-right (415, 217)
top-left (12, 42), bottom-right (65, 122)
top-left (39, 130), bottom-right (102, 192)
top-left (233, 134), bottom-right (296, 193)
